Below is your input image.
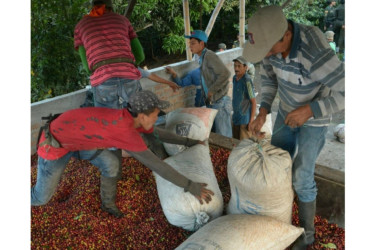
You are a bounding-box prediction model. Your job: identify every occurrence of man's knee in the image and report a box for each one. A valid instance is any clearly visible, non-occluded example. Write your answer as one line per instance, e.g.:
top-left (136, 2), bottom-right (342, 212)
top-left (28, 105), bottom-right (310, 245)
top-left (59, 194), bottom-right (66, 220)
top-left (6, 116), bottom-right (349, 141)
top-left (98, 151), bottom-right (121, 177)
top-left (31, 188), bottom-right (52, 206)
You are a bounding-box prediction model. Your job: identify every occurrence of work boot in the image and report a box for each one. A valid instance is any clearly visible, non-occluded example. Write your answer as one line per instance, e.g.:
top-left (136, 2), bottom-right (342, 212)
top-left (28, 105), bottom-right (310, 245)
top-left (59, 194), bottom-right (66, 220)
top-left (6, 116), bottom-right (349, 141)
top-left (100, 174), bottom-right (124, 218)
top-left (292, 200), bottom-right (316, 250)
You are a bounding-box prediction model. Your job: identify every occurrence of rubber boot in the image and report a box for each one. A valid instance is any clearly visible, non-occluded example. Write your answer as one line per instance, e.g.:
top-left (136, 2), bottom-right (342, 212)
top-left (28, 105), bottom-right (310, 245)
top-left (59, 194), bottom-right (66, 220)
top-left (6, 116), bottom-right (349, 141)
top-left (100, 175), bottom-right (124, 218)
top-left (292, 200), bottom-right (316, 250)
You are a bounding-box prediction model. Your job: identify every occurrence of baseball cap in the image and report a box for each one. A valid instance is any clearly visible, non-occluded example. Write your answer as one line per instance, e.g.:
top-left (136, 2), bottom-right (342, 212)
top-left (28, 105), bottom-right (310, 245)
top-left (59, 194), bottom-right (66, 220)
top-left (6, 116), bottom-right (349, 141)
top-left (128, 90), bottom-right (170, 114)
top-left (184, 30), bottom-right (208, 43)
top-left (242, 5), bottom-right (288, 63)
top-left (233, 56), bottom-right (247, 65)
top-left (325, 31), bottom-right (335, 40)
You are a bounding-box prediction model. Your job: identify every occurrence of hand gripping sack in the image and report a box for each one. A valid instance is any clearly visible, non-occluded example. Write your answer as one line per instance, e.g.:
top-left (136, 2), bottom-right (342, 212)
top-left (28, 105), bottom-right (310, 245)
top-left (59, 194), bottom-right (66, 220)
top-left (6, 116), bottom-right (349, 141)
top-left (256, 104), bottom-right (273, 139)
top-left (163, 108), bottom-right (217, 156)
top-left (154, 144), bottom-right (223, 231)
top-left (175, 214), bottom-right (304, 250)
top-left (227, 139), bottom-right (294, 224)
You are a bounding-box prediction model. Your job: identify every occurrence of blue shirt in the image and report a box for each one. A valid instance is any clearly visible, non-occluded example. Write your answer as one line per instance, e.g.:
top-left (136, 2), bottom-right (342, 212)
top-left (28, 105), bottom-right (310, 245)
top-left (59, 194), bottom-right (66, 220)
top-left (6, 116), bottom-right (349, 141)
top-left (173, 68), bottom-right (204, 107)
top-left (232, 73), bottom-right (255, 125)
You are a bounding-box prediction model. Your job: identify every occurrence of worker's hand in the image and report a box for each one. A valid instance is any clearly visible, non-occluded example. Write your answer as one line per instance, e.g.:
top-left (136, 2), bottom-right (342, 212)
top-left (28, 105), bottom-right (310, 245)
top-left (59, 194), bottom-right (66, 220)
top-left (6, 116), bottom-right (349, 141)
top-left (167, 81), bottom-right (181, 92)
top-left (248, 114), bottom-right (266, 139)
top-left (165, 66), bottom-right (177, 78)
top-left (284, 104), bottom-right (313, 128)
top-left (187, 182), bottom-right (214, 205)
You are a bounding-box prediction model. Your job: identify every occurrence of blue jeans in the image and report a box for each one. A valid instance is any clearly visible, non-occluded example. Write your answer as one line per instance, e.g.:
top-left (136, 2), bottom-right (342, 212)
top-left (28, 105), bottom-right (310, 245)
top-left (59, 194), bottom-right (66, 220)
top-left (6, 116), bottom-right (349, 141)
top-left (92, 77), bottom-right (142, 109)
top-left (271, 114), bottom-right (328, 202)
top-left (209, 96), bottom-right (233, 138)
top-left (31, 149), bottom-right (120, 206)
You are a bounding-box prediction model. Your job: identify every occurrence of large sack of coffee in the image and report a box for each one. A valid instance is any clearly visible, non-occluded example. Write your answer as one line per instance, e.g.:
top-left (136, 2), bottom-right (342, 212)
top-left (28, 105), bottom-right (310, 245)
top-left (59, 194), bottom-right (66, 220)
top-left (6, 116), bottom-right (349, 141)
top-left (154, 144), bottom-right (223, 231)
top-left (175, 214), bottom-right (304, 250)
top-left (227, 139), bottom-right (293, 224)
top-left (163, 108), bottom-right (217, 156)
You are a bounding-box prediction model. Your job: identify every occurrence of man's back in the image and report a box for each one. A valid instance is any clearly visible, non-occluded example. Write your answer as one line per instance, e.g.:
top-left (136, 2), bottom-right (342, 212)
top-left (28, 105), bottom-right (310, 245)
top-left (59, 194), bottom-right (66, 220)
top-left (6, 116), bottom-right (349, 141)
top-left (74, 12), bottom-right (141, 86)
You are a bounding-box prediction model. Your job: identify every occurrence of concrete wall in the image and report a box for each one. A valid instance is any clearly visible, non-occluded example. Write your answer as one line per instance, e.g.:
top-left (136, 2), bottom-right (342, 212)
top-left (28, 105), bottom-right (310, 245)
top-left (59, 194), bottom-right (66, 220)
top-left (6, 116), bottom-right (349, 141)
top-left (30, 48), bottom-right (243, 154)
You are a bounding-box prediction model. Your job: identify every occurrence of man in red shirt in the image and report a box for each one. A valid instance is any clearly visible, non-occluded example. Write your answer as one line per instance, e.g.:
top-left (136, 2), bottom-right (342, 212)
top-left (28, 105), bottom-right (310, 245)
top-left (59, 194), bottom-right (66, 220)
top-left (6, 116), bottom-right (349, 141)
top-left (32, 91), bottom-right (214, 217)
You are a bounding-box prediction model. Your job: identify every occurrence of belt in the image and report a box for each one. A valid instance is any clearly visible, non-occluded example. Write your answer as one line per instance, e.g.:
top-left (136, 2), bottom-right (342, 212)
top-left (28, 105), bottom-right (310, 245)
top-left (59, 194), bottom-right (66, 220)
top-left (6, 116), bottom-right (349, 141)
top-left (91, 57), bottom-right (136, 72)
top-left (36, 113), bottom-right (62, 150)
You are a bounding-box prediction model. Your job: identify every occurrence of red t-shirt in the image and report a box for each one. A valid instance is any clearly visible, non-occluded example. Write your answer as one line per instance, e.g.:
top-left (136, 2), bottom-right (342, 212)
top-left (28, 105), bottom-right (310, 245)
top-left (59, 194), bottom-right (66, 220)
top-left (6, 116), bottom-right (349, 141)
top-left (74, 12), bottom-right (141, 86)
top-left (37, 108), bottom-right (153, 160)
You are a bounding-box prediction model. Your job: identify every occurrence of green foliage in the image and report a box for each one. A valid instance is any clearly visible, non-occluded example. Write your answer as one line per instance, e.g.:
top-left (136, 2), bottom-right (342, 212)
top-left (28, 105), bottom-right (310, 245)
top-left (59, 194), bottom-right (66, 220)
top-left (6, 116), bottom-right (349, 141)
top-left (31, 0), bottom-right (90, 102)
top-left (31, 0), bottom-right (327, 102)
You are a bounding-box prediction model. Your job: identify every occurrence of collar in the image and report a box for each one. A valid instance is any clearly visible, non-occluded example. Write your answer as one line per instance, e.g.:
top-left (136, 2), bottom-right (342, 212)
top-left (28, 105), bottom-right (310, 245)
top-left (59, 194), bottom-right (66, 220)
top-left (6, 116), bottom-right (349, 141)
top-left (288, 20), bottom-right (301, 59)
top-left (198, 48), bottom-right (208, 65)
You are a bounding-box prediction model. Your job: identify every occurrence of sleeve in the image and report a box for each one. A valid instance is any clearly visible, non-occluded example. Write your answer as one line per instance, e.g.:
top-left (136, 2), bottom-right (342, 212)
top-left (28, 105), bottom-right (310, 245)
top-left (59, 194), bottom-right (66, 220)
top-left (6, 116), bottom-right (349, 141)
top-left (126, 17), bottom-right (137, 40)
top-left (309, 51), bottom-right (345, 119)
top-left (74, 24), bottom-right (83, 50)
top-left (259, 60), bottom-right (279, 113)
top-left (204, 51), bottom-right (231, 101)
top-left (78, 46), bottom-right (90, 74)
top-left (131, 38), bottom-right (145, 65)
top-left (127, 149), bottom-right (190, 189)
top-left (245, 75), bottom-right (256, 100)
top-left (153, 127), bottom-right (200, 146)
top-left (137, 67), bottom-right (151, 79)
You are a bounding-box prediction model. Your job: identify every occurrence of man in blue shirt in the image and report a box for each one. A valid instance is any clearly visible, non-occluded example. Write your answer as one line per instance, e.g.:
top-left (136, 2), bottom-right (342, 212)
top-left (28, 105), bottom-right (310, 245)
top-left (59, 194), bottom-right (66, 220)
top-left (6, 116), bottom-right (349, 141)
top-left (231, 56), bottom-right (256, 140)
top-left (165, 66), bottom-right (204, 107)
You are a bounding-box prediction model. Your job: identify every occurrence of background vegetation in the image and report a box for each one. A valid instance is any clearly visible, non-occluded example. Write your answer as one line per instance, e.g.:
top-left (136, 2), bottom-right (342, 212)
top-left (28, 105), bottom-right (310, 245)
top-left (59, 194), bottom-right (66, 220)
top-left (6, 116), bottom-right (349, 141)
top-left (31, 0), bottom-right (328, 103)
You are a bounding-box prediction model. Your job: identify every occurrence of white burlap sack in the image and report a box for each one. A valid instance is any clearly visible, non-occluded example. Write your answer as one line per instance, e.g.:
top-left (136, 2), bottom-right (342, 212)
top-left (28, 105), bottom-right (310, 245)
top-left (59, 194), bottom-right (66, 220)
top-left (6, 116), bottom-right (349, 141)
top-left (163, 108), bottom-right (217, 156)
top-left (154, 144), bottom-right (223, 231)
top-left (333, 123), bottom-right (345, 143)
top-left (175, 214), bottom-right (304, 250)
top-left (227, 139), bottom-right (294, 224)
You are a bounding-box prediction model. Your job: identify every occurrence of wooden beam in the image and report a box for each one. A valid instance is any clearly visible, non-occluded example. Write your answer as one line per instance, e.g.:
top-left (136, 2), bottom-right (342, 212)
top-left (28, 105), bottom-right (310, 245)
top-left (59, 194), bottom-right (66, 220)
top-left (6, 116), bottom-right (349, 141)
top-left (204, 0), bottom-right (225, 38)
top-left (239, 0), bottom-right (245, 47)
top-left (125, 0), bottom-right (137, 19)
top-left (183, 0), bottom-right (193, 61)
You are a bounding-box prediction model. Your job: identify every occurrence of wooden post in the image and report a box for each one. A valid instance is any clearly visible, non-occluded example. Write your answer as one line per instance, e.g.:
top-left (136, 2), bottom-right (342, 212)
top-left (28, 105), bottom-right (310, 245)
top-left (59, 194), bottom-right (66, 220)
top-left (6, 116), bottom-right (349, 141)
top-left (204, 0), bottom-right (225, 37)
top-left (124, 0), bottom-right (137, 19)
top-left (239, 0), bottom-right (245, 47)
top-left (183, 0), bottom-right (192, 61)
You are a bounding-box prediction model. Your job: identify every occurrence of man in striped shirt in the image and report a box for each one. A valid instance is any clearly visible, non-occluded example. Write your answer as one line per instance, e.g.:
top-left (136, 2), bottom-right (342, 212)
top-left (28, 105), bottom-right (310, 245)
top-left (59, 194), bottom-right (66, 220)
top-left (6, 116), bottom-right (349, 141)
top-left (243, 6), bottom-right (344, 250)
top-left (74, 0), bottom-right (142, 109)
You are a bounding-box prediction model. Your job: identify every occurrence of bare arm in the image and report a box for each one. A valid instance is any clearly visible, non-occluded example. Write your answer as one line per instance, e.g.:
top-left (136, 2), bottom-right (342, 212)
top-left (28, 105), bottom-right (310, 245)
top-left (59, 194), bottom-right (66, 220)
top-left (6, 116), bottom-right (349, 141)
top-left (127, 149), bottom-right (214, 204)
top-left (148, 73), bottom-right (180, 92)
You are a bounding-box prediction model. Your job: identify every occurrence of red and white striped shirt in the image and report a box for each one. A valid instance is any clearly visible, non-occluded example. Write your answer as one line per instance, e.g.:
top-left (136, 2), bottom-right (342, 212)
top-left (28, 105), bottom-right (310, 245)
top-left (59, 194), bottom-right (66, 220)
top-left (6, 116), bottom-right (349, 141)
top-left (74, 12), bottom-right (141, 86)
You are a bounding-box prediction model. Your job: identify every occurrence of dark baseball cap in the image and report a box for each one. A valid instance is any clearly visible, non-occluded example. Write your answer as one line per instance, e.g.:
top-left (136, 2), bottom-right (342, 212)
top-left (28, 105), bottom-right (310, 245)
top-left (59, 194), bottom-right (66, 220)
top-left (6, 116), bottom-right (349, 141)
top-left (128, 90), bottom-right (170, 114)
top-left (233, 56), bottom-right (247, 65)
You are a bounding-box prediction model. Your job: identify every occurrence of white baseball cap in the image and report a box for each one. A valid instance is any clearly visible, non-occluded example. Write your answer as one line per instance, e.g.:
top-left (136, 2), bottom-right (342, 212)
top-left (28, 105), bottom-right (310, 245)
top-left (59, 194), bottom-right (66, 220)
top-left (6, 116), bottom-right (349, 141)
top-left (243, 5), bottom-right (288, 63)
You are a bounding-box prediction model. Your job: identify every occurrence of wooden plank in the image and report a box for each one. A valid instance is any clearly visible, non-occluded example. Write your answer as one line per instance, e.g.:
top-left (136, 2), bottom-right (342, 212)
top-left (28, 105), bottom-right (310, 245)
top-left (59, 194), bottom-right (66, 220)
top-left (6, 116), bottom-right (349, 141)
top-left (124, 0), bottom-right (137, 19)
top-left (205, 0), bottom-right (225, 37)
top-left (182, 0), bottom-right (192, 61)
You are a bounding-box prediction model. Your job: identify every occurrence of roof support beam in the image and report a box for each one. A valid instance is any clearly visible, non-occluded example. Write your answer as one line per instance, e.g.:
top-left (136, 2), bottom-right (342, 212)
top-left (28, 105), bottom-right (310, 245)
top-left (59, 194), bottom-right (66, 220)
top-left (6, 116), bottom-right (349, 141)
top-left (182, 0), bottom-right (193, 61)
top-left (205, 0), bottom-right (225, 37)
top-left (239, 0), bottom-right (245, 47)
top-left (125, 0), bottom-right (137, 19)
